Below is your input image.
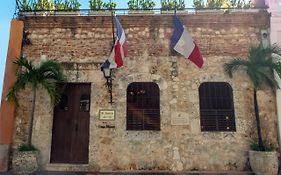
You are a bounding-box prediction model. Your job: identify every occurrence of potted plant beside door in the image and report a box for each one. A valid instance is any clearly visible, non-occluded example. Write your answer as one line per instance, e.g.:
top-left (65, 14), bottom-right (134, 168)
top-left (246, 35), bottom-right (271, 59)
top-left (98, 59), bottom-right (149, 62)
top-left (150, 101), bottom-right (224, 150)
top-left (224, 45), bottom-right (281, 175)
top-left (8, 56), bottom-right (66, 174)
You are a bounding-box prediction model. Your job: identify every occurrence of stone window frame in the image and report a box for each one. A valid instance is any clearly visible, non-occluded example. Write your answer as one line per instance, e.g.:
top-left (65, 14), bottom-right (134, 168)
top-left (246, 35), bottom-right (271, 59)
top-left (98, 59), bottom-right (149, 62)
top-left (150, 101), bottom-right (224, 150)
top-left (199, 82), bottom-right (236, 132)
top-left (126, 82), bottom-right (160, 131)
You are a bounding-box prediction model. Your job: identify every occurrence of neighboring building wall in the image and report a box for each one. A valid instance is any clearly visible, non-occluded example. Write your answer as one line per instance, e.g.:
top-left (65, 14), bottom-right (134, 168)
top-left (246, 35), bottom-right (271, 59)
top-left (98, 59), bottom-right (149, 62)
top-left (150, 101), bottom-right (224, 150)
top-left (13, 12), bottom-right (278, 171)
top-left (0, 20), bottom-right (23, 172)
top-left (268, 0), bottom-right (281, 45)
top-left (268, 0), bottom-right (281, 151)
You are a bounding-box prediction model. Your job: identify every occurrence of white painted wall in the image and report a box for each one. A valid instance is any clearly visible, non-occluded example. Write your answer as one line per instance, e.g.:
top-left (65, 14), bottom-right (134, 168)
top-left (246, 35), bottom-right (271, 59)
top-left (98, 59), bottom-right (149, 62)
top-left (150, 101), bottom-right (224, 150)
top-left (268, 0), bottom-right (281, 151)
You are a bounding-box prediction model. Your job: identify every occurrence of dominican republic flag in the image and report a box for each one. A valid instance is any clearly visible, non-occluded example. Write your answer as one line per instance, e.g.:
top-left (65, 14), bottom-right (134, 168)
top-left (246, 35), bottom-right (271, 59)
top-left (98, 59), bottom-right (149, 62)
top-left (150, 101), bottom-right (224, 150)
top-left (170, 15), bottom-right (204, 68)
top-left (102, 16), bottom-right (128, 69)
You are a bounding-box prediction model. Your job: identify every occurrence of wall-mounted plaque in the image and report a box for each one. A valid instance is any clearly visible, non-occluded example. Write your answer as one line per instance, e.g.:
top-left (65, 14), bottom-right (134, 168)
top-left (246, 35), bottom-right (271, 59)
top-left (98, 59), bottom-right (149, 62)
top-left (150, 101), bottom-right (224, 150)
top-left (171, 112), bottom-right (189, 126)
top-left (99, 109), bottom-right (115, 120)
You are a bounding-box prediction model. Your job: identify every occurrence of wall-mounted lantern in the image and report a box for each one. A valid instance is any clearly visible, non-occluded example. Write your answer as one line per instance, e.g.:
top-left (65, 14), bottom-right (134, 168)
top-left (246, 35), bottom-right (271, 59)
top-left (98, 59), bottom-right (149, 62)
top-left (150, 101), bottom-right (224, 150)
top-left (101, 66), bottom-right (113, 104)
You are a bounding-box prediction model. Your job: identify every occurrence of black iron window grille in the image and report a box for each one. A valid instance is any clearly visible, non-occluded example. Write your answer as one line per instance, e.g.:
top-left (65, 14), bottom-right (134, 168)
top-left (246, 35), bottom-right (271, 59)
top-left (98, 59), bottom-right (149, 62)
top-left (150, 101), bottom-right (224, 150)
top-left (199, 82), bottom-right (236, 132)
top-left (127, 82), bottom-right (160, 131)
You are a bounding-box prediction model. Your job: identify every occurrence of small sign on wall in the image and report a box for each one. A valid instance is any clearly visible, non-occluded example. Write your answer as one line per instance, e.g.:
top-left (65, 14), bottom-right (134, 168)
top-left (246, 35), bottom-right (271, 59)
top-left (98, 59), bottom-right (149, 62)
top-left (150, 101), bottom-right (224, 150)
top-left (99, 109), bottom-right (115, 120)
top-left (171, 112), bottom-right (189, 126)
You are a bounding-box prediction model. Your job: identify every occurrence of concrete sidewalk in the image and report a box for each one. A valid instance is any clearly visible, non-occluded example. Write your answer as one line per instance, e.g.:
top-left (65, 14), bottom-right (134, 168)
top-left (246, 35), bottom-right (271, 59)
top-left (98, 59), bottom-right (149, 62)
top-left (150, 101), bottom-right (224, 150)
top-left (30, 171), bottom-right (254, 175)
top-left (0, 170), bottom-right (255, 175)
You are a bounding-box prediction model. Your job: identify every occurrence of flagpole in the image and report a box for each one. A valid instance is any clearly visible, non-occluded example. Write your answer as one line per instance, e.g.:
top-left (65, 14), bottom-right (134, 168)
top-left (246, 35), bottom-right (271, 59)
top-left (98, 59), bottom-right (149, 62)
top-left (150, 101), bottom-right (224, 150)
top-left (109, 0), bottom-right (114, 104)
top-left (110, 1), bottom-right (115, 45)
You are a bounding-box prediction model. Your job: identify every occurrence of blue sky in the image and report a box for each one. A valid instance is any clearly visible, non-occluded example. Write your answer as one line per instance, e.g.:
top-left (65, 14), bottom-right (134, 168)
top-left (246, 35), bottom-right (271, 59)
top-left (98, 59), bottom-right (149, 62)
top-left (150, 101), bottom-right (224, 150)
top-left (0, 0), bottom-right (193, 95)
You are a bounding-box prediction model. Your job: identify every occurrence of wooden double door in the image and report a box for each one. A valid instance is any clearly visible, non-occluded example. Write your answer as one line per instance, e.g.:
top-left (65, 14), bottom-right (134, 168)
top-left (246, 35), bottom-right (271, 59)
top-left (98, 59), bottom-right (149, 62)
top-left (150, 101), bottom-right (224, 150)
top-left (50, 83), bottom-right (91, 164)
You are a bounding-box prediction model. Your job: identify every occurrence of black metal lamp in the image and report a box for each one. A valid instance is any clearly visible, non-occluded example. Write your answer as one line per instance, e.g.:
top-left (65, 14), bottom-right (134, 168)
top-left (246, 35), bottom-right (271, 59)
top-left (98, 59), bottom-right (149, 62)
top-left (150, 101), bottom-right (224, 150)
top-left (101, 66), bottom-right (113, 104)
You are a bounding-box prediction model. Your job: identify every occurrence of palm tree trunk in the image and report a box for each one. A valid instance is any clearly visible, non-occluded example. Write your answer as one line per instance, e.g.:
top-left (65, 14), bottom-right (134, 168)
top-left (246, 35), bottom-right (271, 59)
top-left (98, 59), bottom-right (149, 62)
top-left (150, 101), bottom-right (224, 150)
top-left (253, 88), bottom-right (265, 151)
top-left (27, 87), bottom-right (36, 148)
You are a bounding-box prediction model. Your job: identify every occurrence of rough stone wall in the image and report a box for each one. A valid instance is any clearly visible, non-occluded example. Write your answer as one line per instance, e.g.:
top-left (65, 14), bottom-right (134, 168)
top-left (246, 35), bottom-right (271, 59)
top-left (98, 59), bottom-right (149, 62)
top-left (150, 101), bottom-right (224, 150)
top-left (12, 11), bottom-right (279, 171)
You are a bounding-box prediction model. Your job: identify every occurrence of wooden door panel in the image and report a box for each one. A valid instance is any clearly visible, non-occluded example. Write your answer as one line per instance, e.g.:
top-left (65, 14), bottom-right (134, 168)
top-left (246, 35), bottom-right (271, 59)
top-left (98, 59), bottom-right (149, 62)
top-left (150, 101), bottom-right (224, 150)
top-left (71, 116), bottom-right (89, 163)
top-left (50, 84), bottom-right (74, 163)
top-left (70, 84), bottom-right (90, 164)
top-left (51, 83), bottom-right (90, 164)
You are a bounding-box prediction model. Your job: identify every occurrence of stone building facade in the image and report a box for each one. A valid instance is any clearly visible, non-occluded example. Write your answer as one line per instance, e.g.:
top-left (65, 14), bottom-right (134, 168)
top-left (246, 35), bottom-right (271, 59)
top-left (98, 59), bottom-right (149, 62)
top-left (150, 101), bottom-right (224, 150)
top-left (12, 11), bottom-right (279, 172)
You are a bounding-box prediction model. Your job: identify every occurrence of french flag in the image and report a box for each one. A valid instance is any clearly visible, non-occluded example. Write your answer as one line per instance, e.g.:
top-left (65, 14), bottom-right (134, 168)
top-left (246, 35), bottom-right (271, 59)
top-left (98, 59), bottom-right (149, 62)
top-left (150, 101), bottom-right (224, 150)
top-left (171, 15), bottom-right (204, 68)
top-left (102, 16), bottom-right (128, 69)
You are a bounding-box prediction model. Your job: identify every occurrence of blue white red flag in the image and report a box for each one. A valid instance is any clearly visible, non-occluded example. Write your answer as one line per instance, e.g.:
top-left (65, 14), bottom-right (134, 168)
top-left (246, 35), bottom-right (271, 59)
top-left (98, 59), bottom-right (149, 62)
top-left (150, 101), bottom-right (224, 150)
top-left (102, 16), bottom-right (128, 69)
top-left (171, 15), bottom-right (204, 68)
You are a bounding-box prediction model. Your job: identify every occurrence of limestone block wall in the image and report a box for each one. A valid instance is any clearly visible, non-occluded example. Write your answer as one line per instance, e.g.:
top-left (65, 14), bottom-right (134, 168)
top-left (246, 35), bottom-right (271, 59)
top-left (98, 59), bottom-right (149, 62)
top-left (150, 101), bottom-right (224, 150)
top-left (12, 11), bottom-right (279, 171)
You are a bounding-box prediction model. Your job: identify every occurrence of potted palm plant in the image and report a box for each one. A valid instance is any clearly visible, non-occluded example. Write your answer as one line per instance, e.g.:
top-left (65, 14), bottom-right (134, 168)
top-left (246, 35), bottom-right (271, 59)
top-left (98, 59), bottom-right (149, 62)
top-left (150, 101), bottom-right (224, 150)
top-left (161, 0), bottom-right (186, 14)
top-left (89, 0), bottom-right (113, 16)
top-left (17, 0), bottom-right (35, 16)
top-left (54, 0), bottom-right (81, 16)
top-left (227, 0), bottom-right (255, 13)
top-left (224, 45), bottom-right (281, 175)
top-left (9, 56), bottom-right (66, 175)
top-left (193, 0), bottom-right (205, 10)
top-left (104, 1), bottom-right (117, 11)
top-left (128, 0), bottom-right (156, 15)
top-left (139, 0), bottom-right (156, 13)
top-left (127, 0), bottom-right (139, 10)
top-left (193, 0), bottom-right (225, 14)
top-left (34, 0), bottom-right (54, 16)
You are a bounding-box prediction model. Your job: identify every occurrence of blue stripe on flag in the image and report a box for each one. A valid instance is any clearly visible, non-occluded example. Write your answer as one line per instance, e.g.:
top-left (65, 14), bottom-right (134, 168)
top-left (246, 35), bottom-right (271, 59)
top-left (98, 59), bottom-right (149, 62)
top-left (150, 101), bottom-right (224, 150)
top-left (115, 16), bottom-right (123, 39)
top-left (101, 59), bottom-right (111, 69)
top-left (170, 15), bottom-right (184, 49)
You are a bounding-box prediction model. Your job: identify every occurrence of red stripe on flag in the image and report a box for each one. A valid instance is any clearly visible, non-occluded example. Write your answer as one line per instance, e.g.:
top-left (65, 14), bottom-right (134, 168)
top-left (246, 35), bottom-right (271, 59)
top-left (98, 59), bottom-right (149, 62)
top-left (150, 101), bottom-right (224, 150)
top-left (123, 41), bottom-right (128, 57)
top-left (114, 41), bottom-right (123, 68)
top-left (188, 43), bottom-right (204, 68)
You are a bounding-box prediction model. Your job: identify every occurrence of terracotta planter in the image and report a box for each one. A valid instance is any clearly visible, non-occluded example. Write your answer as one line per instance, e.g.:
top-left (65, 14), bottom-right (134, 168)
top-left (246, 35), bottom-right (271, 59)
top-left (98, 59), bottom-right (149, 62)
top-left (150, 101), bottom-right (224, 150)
top-left (12, 150), bottom-right (39, 175)
top-left (89, 10), bottom-right (111, 16)
top-left (34, 11), bottom-right (54, 16)
top-left (195, 9), bottom-right (225, 14)
top-left (128, 10), bottom-right (155, 15)
top-left (19, 12), bottom-right (35, 16)
top-left (249, 150), bottom-right (278, 175)
top-left (161, 10), bottom-right (187, 14)
top-left (54, 11), bottom-right (80, 16)
top-left (20, 11), bottom-right (54, 16)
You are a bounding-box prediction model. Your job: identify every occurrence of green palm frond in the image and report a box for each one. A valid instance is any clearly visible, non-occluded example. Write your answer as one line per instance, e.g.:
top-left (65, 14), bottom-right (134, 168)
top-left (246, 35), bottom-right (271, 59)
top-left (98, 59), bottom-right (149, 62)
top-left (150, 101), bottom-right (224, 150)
top-left (14, 56), bottom-right (34, 71)
top-left (7, 56), bottom-right (66, 105)
top-left (272, 62), bottom-right (281, 78)
top-left (258, 68), bottom-right (279, 89)
top-left (224, 58), bottom-right (248, 78)
top-left (41, 80), bottom-right (60, 105)
top-left (38, 60), bottom-right (66, 82)
top-left (225, 45), bottom-right (281, 90)
top-left (6, 69), bottom-right (30, 104)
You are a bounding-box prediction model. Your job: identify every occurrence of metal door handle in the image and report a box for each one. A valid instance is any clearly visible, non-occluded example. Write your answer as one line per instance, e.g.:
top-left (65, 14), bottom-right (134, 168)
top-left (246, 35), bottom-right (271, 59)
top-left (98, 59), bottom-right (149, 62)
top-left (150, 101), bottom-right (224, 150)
top-left (75, 123), bottom-right (78, 132)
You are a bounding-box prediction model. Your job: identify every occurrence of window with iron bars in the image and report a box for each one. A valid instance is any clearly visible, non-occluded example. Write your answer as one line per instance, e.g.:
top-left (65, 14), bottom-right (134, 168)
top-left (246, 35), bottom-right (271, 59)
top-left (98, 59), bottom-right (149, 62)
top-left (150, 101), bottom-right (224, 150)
top-left (127, 82), bottom-right (160, 131)
top-left (199, 82), bottom-right (236, 132)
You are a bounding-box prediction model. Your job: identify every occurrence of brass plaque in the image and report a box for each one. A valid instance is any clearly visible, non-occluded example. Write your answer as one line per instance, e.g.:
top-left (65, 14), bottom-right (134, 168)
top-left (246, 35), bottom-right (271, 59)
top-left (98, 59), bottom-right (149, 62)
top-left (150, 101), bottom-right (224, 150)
top-left (99, 109), bottom-right (115, 120)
